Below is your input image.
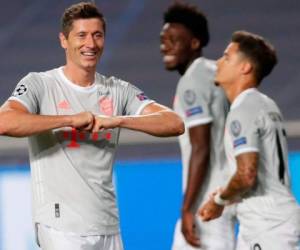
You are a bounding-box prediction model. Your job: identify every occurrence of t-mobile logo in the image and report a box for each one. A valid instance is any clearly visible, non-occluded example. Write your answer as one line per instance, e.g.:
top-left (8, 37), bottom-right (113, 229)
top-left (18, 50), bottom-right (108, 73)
top-left (61, 128), bottom-right (114, 148)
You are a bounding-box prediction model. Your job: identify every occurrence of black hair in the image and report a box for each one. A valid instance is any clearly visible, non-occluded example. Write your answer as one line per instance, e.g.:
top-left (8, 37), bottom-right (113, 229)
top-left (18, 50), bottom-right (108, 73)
top-left (232, 31), bottom-right (277, 83)
top-left (163, 2), bottom-right (209, 47)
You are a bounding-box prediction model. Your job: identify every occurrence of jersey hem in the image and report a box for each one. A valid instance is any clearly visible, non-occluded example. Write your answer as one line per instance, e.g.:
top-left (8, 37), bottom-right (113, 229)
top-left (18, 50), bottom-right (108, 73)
top-left (186, 117), bottom-right (213, 128)
top-left (35, 221), bottom-right (120, 236)
top-left (135, 100), bottom-right (155, 115)
top-left (8, 97), bottom-right (32, 113)
top-left (234, 147), bottom-right (259, 157)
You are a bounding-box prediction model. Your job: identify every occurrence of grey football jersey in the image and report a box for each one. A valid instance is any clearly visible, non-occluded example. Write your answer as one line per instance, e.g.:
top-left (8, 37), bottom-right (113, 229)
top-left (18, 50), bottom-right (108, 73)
top-left (224, 88), bottom-right (299, 220)
top-left (9, 67), bottom-right (154, 235)
top-left (173, 57), bottom-right (229, 209)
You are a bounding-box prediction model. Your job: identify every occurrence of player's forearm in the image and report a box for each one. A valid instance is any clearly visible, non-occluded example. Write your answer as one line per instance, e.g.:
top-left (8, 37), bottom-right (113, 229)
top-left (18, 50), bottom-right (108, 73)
top-left (0, 110), bottom-right (72, 137)
top-left (182, 147), bottom-right (210, 212)
top-left (118, 110), bottom-right (184, 137)
top-left (220, 153), bottom-right (258, 202)
top-left (219, 173), bottom-right (252, 202)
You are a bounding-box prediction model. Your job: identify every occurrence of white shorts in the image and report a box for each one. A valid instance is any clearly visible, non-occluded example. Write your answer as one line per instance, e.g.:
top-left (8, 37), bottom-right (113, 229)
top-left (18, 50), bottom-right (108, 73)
top-left (236, 212), bottom-right (300, 250)
top-left (171, 206), bottom-right (236, 250)
top-left (37, 224), bottom-right (124, 250)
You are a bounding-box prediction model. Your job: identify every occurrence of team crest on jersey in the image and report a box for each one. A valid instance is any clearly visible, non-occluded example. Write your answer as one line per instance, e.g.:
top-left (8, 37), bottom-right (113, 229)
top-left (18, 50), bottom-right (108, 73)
top-left (230, 120), bottom-right (241, 137)
top-left (184, 90), bottom-right (196, 105)
top-left (13, 84), bottom-right (27, 97)
top-left (99, 97), bottom-right (113, 116)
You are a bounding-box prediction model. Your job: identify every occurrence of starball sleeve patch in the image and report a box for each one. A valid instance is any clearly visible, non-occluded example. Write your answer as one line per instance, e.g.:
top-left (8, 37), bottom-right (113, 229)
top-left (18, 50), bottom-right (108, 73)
top-left (230, 120), bottom-right (242, 137)
top-left (183, 89), bottom-right (196, 105)
top-left (12, 84), bottom-right (28, 97)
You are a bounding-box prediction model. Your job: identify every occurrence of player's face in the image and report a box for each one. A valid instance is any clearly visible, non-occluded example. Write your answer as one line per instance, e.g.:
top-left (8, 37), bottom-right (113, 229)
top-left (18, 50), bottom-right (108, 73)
top-left (60, 18), bottom-right (105, 71)
top-left (215, 42), bottom-right (245, 89)
top-left (160, 23), bottom-right (197, 73)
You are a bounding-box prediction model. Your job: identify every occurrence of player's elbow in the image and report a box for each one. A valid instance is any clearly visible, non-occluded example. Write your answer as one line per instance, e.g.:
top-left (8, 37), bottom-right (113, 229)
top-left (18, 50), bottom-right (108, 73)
top-left (0, 110), bottom-right (22, 137)
top-left (171, 114), bottom-right (185, 136)
top-left (0, 113), bottom-right (9, 135)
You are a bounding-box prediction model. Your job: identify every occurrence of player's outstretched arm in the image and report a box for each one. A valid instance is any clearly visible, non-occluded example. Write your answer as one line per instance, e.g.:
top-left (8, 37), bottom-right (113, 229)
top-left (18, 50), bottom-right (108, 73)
top-left (93, 102), bottom-right (184, 137)
top-left (0, 100), bottom-right (94, 137)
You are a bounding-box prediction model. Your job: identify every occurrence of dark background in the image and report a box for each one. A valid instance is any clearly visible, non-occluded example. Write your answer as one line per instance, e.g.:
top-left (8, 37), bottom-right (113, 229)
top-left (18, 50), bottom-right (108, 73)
top-left (1, 0), bottom-right (299, 118)
top-left (0, 0), bottom-right (299, 162)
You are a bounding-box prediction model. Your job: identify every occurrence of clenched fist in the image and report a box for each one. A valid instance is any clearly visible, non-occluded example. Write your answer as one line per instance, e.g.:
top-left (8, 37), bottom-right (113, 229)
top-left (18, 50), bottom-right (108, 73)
top-left (70, 112), bottom-right (94, 131)
top-left (92, 115), bottom-right (121, 133)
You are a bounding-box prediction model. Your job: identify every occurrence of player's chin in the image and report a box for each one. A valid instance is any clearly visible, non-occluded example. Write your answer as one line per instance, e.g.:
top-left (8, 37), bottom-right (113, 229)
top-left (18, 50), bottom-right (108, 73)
top-left (82, 61), bottom-right (97, 70)
top-left (164, 63), bottom-right (177, 71)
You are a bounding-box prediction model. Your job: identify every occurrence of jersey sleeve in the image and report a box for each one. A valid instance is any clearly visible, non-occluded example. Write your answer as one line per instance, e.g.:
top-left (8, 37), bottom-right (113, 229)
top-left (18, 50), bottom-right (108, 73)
top-left (227, 110), bottom-right (261, 156)
top-left (118, 80), bottom-right (154, 115)
top-left (177, 74), bottom-right (213, 128)
top-left (8, 73), bottom-right (42, 114)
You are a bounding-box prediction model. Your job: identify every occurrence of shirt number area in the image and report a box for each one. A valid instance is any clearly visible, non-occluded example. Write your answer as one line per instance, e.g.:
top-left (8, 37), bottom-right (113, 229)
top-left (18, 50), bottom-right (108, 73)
top-left (269, 112), bottom-right (287, 184)
top-left (275, 127), bottom-right (287, 184)
top-left (59, 128), bottom-right (114, 148)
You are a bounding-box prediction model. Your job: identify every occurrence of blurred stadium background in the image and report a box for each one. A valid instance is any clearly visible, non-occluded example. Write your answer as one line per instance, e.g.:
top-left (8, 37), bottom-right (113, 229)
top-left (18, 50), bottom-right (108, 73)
top-left (0, 0), bottom-right (299, 250)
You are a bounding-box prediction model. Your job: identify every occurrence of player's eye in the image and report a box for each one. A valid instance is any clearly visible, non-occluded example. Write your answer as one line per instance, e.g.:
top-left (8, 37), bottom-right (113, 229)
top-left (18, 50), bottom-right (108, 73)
top-left (77, 32), bottom-right (86, 38)
top-left (94, 32), bottom-right (104, 39)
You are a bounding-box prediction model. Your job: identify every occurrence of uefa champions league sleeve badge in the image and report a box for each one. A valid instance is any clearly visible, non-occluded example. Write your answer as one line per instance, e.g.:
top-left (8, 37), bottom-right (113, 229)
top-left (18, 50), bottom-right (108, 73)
top-left (13, 84), bottom-right (28, 97)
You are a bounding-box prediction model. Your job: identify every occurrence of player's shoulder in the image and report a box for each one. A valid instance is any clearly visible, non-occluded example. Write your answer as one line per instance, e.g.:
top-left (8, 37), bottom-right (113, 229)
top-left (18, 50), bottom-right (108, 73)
top-left (185, 57), bottom-right (216, 79)
top-left (229, 88), bottom-right (279, 122)
top-left (95, 72), bottom-right (137, 92)
top-left (241, 89), bottom-right (277, 111)
top-left (179, 57), bottom-right (216, 90)
top-left (19, 68), bottom-right (59, 86)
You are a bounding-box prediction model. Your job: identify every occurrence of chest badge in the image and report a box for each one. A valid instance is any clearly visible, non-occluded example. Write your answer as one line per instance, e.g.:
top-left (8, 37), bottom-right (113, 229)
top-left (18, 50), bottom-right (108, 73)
top-left (99, 97), bottom-right (113, 116)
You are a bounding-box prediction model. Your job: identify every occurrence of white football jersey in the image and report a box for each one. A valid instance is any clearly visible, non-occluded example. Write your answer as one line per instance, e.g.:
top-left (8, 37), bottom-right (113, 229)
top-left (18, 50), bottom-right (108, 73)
top-left (9, 67), bottom-right (154, 235)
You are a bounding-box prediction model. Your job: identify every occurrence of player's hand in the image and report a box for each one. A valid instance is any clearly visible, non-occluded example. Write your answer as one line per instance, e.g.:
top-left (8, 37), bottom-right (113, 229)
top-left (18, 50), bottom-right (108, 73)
top-left (198, 198), bottom-right (224, 221)
top-left (71, 112), bottom-right (94, 131)
top-left (92, 115), bottom-right (120, 132)
top-left (181, 210), bottom-right (200, 247)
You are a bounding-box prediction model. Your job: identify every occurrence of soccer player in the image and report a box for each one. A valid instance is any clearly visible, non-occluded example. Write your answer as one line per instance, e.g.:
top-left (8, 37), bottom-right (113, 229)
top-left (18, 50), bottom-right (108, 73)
top-left (199, 30), bottom-right (300, 250)
top-left (160, 3), bottom-right (236, 250)
top-left (0, 2), bottom-right (184, 250)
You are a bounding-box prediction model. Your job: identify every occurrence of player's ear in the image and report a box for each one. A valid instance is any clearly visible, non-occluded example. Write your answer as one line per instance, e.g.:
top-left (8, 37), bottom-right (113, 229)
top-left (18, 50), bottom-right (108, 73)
top-left (59, 32), bottom-right (68, 49)
top-left (241, 60), bottom-right (253, 75)
top-left (191, 38), bottom-right (200, 50)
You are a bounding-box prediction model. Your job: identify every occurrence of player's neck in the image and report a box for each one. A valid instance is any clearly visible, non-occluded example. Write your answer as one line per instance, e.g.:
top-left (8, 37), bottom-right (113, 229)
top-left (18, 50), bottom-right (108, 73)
top-left (178, 53), bottom-right (202, 76)
top-left (63, 64), bottom-right (96, 87)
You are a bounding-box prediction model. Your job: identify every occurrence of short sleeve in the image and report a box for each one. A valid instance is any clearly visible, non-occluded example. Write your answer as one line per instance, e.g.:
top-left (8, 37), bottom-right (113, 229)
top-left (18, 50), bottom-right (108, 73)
top-left (119, 80), bottom-right (154, 115)
top-left (8, 73), bottom-right (42, 114)
top-left (177, 74), bottom-right (213, 128)
top-left (227, 110), bottom-right (261, 156)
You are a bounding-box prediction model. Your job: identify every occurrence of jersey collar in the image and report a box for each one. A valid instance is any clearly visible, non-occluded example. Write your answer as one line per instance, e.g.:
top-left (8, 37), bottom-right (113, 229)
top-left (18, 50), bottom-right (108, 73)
top-left (230, 88), bottom-right (257, 110)
top-left (58, 67), bottom-right (98, 93)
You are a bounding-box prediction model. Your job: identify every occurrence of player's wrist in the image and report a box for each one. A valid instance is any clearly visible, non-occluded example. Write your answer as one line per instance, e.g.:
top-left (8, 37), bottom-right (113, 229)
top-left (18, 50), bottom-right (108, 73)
top-left (213, 192), bottom-right (230, 206)
top-left (113, 116), bottom-right (122, 128)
